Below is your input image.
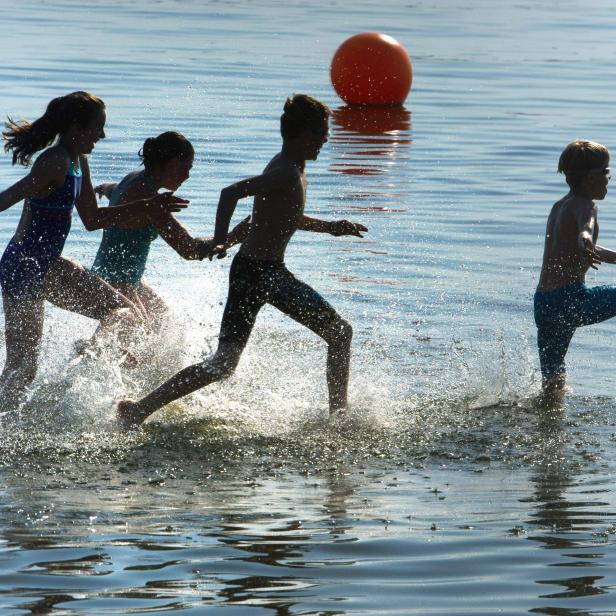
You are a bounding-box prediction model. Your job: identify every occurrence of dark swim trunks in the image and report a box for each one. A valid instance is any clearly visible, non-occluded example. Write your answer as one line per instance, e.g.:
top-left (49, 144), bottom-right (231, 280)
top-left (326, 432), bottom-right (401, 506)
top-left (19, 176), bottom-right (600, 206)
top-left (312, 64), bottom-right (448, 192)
top-left (534, 282), bottom-right (616, 379)
top-left (219, 252), bottom-right (341, 348)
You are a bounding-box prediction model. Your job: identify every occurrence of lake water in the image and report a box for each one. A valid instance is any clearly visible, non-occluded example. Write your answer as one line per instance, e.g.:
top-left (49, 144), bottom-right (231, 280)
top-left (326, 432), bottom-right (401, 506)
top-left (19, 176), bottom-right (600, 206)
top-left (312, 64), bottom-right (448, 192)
top-left (1, 0), bottom-right (616, 614)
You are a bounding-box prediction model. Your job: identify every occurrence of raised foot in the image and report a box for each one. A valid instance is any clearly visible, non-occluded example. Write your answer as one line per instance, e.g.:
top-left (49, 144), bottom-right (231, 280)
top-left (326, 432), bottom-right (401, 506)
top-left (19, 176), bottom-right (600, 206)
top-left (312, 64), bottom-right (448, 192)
top-left (117, 399), bottom-right (143, 431)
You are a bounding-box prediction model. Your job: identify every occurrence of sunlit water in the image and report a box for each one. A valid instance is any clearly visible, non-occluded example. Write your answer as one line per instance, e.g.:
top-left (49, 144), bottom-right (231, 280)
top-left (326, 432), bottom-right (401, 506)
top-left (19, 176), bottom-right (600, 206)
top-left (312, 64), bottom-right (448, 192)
top-left (0, 0), bottom-right (616, 614)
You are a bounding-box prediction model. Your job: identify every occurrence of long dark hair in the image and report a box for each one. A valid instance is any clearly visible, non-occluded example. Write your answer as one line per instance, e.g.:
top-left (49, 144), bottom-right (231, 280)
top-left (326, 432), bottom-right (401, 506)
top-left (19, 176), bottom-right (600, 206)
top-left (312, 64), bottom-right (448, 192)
top-left (3, 91), bottom-right (105, 166)
top-left (139, 131), bottom-right (194, 171)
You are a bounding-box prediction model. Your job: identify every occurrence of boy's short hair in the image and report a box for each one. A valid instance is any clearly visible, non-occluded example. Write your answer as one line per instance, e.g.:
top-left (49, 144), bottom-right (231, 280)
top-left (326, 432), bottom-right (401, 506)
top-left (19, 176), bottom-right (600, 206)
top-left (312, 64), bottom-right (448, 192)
top-left (280, 94), bottom-right (331, 139)
top-left (558, 139), bottom-right (610, 188)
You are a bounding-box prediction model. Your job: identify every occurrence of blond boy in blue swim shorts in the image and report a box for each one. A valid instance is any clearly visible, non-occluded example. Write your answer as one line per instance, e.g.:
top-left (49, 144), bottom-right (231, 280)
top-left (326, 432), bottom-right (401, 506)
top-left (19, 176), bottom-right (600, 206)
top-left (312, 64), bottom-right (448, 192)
top-left (535, 139), bottom-right (616, 402)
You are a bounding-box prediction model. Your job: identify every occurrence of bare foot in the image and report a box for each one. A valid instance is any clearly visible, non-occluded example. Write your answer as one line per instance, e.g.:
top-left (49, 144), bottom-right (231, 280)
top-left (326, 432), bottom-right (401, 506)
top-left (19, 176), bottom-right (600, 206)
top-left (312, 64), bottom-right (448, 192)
top-left (537, 375), bottom-right (567, 409)
top-left (117, 399), bottom-right (143, 431)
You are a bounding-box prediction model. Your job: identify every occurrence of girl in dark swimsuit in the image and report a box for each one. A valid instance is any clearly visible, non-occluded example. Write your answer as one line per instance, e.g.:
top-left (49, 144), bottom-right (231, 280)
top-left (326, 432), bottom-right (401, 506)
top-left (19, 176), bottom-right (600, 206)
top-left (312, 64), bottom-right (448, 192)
top-left (0, 91), bottom-right (186, 408)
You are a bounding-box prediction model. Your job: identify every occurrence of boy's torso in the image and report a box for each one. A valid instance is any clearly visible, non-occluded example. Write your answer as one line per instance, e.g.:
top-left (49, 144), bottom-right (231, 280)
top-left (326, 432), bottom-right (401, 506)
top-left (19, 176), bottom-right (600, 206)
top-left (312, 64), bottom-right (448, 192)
top-left (240, 154), bottom-right (306, 262)
top-left (537, 194), bottom-right (597, 291)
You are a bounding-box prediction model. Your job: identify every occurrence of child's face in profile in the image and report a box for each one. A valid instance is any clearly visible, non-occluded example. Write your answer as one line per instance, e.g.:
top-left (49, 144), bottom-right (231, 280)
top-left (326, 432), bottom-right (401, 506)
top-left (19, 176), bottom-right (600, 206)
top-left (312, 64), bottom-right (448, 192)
top-left (161, 155), bottom-right (193, 191)
top-left (75, 109), bottom-right (107, 154)
top-left (303, 120), bottom-right (329, 160)
top-left (584, 158), bottom-right (611, 200)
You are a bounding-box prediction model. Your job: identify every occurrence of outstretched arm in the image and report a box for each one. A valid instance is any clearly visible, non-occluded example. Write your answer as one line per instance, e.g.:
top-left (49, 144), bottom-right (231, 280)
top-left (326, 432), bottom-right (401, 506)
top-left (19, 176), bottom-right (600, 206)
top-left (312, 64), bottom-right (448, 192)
top-left (152, 213), bottom-right (219, 260)
top-left (153, 208), bottom-right (252, 261)
top-left (299, 215), bottom-right (368, 237)
top-left (76, 157), bottom-right (188, 231)
top-left (593, 243), bottom-right (616, 264)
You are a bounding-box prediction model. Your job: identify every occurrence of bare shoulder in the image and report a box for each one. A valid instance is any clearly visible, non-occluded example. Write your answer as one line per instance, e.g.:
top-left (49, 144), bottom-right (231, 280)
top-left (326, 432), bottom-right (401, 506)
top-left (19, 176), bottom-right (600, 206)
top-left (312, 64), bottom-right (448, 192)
top-left (32, 145), bottom-right (70, 176)
top-left (263, 155), bottom-right (302, 183)
top-left (565, 194), bottom-right (597, 216)
top-left (115, 172), bottom-right (155, 205)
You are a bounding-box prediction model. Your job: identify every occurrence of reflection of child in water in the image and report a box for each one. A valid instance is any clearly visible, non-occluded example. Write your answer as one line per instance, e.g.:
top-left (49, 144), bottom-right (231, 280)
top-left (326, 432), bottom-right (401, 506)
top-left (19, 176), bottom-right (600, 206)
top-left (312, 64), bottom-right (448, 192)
top-left (535, 139), bottom-right (616, 403)
top-left (92, 131), bottom-right (248, 329)
top-left (118, 94), bottom-right (368, 429)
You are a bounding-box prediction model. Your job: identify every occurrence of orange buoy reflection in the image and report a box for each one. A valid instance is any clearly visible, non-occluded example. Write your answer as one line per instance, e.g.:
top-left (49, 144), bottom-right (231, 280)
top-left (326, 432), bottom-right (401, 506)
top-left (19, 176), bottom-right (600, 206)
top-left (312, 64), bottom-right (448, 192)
top-left (329, 104), bottom-right (412, 180)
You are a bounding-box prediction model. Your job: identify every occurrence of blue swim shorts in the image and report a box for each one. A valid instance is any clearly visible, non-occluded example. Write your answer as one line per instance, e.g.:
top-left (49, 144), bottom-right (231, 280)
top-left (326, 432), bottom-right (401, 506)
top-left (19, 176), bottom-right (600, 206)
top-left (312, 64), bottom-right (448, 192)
top-left (534, 282), bottom-right (616, 379)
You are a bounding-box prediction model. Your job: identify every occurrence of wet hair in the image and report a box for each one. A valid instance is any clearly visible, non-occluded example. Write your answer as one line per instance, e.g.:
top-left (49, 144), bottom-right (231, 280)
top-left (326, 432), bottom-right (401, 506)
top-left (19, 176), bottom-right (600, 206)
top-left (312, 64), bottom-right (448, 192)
top-left (280, 94), bottom-right (331, 140)
top-left (3, 91), bottom-right (105, 166)
top-left (139, 131), bottom-right (194, 171)
top-left (558, 139), bottom-right (610, 188)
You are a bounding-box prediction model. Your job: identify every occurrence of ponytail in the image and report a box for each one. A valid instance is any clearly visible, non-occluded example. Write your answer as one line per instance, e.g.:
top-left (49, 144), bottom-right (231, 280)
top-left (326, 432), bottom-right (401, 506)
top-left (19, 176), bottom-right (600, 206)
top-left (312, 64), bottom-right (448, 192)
top-left (139, 131), bottom-right (194, 171)
top-left (3, 91), bottom-right (105, 166)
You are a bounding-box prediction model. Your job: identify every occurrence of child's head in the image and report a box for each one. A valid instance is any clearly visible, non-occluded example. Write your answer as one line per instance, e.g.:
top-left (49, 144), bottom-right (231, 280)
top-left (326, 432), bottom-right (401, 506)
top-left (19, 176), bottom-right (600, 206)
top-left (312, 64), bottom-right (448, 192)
top-left (139, 131), bottom-right (194, 191)
top-left (3, 91), bottom-right (106, 166)
top-left (558, 139), bottom-right (610, 190)
top-left (280, 94), bottom-right (331, 159)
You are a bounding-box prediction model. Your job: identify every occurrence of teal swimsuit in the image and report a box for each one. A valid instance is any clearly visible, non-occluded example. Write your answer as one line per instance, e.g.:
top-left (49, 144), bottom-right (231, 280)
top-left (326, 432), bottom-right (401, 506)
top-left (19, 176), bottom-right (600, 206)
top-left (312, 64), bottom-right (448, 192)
top-left (91, 172), bottom-right (158, 288)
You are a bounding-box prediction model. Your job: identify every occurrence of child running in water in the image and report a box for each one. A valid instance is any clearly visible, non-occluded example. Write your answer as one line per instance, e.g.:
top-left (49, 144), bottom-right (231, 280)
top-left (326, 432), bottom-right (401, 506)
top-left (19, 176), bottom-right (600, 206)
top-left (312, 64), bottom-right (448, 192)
top-left (118, 94), bottom-right (368, 428)
top-left (92, 131), bottom-right (248, 328)
top-left (0, 91), bottom-right (186, 408)
top-left (535, 139), bottom-right (616, 402)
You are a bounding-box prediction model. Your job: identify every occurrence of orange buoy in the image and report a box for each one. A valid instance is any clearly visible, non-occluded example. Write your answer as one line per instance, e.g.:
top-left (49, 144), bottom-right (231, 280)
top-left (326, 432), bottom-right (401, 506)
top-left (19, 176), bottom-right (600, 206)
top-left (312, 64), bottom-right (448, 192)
top-left (330, 32), bottom-right (413, 105)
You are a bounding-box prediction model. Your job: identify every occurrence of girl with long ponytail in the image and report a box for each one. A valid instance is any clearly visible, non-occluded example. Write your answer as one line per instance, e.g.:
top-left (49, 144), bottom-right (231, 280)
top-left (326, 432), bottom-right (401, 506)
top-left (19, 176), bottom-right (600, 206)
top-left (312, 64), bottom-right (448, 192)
top-left (0, 91), bottom-right (187, 408)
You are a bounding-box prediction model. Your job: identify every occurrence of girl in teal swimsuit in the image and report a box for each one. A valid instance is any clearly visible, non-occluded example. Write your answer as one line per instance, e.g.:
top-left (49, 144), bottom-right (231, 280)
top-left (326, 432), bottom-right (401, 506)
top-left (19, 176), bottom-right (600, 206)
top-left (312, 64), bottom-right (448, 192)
top-left (92, 131), bottom-right (247, 328)
top-left (0, 92), bottom-right (187, 408)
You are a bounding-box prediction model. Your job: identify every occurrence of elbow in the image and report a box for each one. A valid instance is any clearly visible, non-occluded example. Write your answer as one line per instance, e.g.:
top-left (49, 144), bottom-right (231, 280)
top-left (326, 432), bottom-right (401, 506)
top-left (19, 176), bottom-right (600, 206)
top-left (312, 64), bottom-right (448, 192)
top-left (82, 219), bottom-right (100, 232)
top-left (220, 185), bottom-right (236, 200)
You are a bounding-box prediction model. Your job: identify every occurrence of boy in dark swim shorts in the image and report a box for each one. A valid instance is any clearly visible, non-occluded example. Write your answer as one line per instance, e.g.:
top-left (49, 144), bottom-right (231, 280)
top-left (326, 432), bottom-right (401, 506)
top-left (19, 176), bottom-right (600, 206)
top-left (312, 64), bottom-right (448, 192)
top-left (118, 94), bottom-right (368, 427)
top-left (535, 139), bottom-right (616, 403)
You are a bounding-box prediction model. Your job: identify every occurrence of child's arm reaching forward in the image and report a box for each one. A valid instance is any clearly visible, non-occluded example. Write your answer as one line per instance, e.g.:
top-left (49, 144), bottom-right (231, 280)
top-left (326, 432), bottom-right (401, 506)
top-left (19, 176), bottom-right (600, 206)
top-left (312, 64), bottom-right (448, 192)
top-left (299, 215), bottom-right (368, 237)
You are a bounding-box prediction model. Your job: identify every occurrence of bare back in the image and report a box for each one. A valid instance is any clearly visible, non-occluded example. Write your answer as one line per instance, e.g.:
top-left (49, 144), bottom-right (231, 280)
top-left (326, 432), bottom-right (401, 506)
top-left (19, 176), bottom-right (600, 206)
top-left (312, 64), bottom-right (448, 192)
top-left (239, 153), bottom-right (306, 261)
top-left (537, 193), bottom-right (598, 291)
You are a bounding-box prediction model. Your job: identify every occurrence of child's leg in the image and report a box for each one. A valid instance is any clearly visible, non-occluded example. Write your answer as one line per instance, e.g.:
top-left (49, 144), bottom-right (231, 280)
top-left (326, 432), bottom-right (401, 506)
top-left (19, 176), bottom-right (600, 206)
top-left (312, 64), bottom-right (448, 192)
top-left (578, 284), bottom-right (616, 326)
top-left (114, 283), bottom-right (149, 323)
top-left (118, 255), bottom-right (265, 428)
top-left (537, 322), bottom-right (575, 398)
top-left (43, 257), bottom-right (142, 341)
top-left (135, 280), bottom-right (168, 328)
top-left (117, 340), bottom-right (246, 429)
top-left (0, 292), bottom-right (44, 408)
top-left (267, 268), bottom-right (352, 413)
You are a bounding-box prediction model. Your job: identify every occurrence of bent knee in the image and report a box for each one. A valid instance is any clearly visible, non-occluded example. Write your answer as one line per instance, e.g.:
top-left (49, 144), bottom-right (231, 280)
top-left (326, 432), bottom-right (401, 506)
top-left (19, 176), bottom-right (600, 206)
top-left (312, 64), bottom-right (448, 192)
top-left (325, 317), bottom-right (352, 345)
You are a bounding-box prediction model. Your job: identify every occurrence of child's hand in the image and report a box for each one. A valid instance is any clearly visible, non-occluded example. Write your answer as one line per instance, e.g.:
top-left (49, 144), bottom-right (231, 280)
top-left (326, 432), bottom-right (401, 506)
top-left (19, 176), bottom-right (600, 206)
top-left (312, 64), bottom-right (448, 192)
top-left (330, 220), bottom-right (368, 237)
top-left (94, 182), bottom-right (117, 200)
top-left (585, 248), bottom-right (602, 270)
top-left (582, 236), bottom-right (602, 270)
top-left (198, 238), bottom-right (227, 261)
top-left (149, 192), bottom-right (189, 216)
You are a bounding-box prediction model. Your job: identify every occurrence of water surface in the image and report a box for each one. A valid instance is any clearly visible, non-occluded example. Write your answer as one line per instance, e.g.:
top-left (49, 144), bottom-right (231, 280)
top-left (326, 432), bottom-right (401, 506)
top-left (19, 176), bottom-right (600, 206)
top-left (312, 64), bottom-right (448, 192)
top-left (0, 1), bottom-right (616, 614)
